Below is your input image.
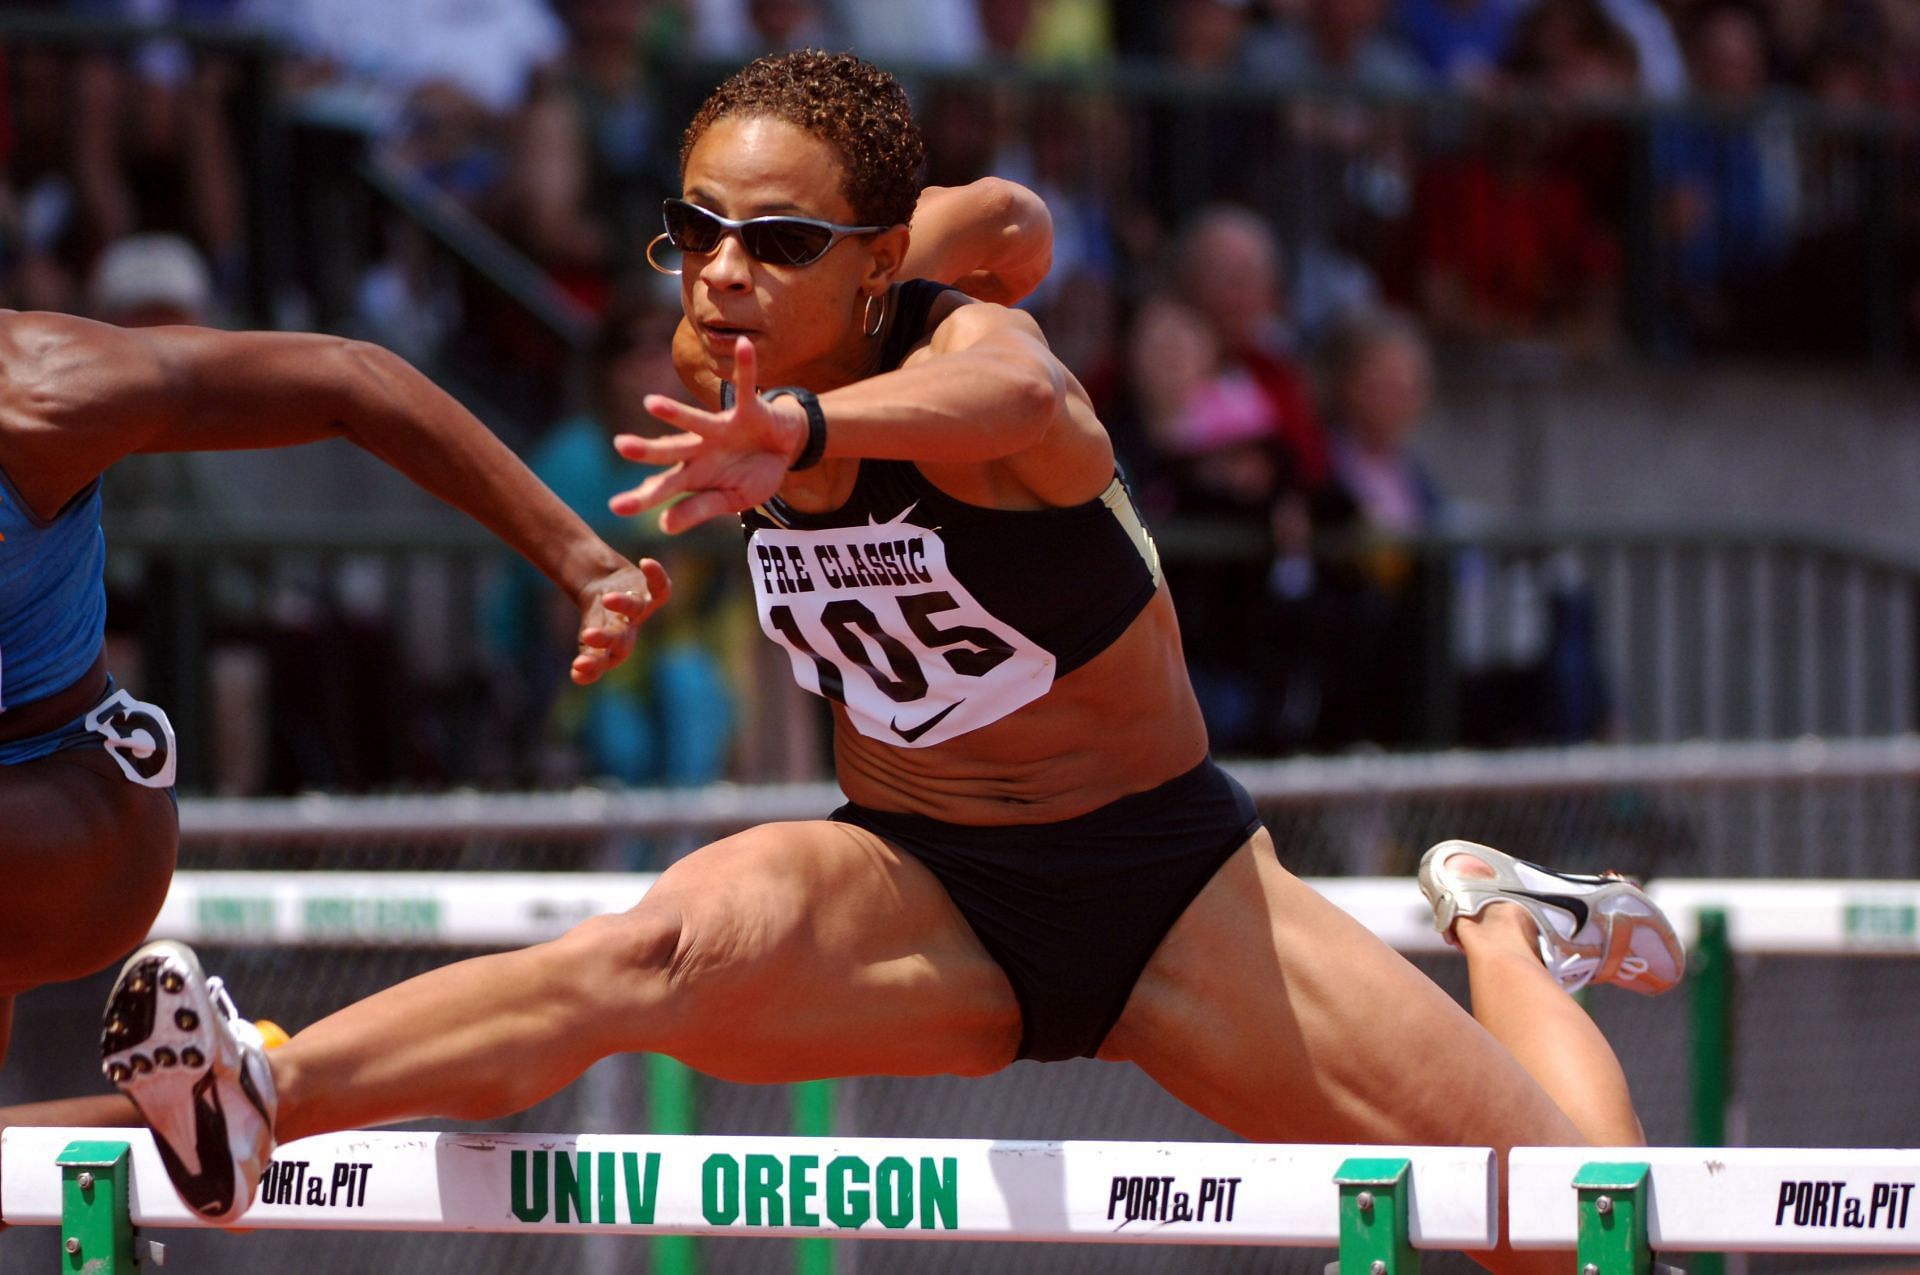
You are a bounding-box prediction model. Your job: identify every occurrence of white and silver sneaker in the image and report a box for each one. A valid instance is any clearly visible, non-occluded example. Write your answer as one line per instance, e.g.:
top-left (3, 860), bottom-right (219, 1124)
top-left (1418, 840), bottom-right (1686, 996)
top-left (100, 940), bottom-right (279, 1224)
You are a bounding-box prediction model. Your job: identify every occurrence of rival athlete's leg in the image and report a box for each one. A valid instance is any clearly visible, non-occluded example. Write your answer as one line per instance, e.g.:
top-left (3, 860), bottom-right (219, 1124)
top-left (145, 818), bottom-right (1020, 1148)
top-left (0, 748), bottom-right (177, 1065)
top-left (1102, 832), bottom-right (1653, 1275)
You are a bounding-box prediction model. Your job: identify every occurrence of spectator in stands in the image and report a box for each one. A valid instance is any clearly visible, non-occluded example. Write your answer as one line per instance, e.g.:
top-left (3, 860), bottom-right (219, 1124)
top-left (1756, 30), bottom-right (1892, 355)
top-left (66, 0), bottom-right (248, 301)
top-left (1113, 294), bottom-right (1261, 749)
top-left (86, 231), bottom-right (216, 329)
top-left (1321, 308), bottom-right (1445, 538)
top-left (489, 291), bottom-right (738, 793)
top-left (1877, 0), bottom-right (1920, 114)
top-left (1123, 2), bottom-right (1290, 230)
top-left (247, 0), bottom-right (563, 126)
top-left (1408, 108), bottom-right (1625, 352)
top-left (1116, 282), bottom-right (1323, 753)
top-left (1175, 204), bottom-right (1330, 487)
top-left (499, 0), bottom-right (679, 313)
top-left (978, 0), bottom-right (1043, 60)
top-left (1501, 0), bottom-right (1645, 103)
top-left (1491, 0), bottom-right (1642, 282)
top-left (835, 0), bottom-right (987, 66)
top-left (1159, 0), bottom-right (1267, 72)
top-left (1249, 0), bottom-right (1432, 90)
top-left (1653, 1), bottom-right (1798, 350)
top-left (742, 0), bottom-right (840, 51)
top-left (976, 0), bottom-right (1114, 64)
top-left (1007, 95), bottom-right (1134, 401)
top-left (1758, 0), bottom-right (1829, 89)
top-left (246, 0), bottom-right (563, 204)
top-left (1201, 0), bottom-right (1420, 336)
top-left (0, 43), bottom-right (86, 313)
top-left (1273, 308), bottom-right (1449, 751)
top-left (689, 0), bottom-right (843, 58)
top-left (1394, 0), bottom-right (1529, 89)
top-left (1590, 0), bottom-right (1688, 97)
top-left (1313, 309), bottom-right (1610, 748)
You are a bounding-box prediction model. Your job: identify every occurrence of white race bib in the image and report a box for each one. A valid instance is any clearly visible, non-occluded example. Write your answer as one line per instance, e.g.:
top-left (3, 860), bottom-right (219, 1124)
top-left (748, 516), bottom-right (1054, 748)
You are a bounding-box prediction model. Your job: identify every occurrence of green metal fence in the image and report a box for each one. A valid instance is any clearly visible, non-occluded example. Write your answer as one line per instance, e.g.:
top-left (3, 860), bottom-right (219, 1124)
top-left (102, 514), bottom-right (1920, 795)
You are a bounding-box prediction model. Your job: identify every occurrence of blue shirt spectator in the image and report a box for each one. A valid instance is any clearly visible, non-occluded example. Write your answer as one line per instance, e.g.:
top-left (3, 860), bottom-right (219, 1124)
top-left (1394, 0), bottom-right (1527, 88)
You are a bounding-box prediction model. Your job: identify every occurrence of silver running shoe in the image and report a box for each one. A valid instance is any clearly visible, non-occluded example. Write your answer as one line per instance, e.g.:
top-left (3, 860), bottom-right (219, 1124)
top-left (100, 940), bottom-right (279, 1223)
top-left (1418, 840), bottom-right (1686, 995)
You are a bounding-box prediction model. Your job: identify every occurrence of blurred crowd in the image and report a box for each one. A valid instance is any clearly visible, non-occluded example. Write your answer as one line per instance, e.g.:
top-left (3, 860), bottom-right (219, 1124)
top-left (3, 0), bottom-right (1916, 340)
top-left (0, 0), bottom-right (1914, 793)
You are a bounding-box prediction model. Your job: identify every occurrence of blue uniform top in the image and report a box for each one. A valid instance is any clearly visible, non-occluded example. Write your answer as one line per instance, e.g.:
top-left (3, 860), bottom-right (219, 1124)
top-left (0, 464), bottom-right (106, 713)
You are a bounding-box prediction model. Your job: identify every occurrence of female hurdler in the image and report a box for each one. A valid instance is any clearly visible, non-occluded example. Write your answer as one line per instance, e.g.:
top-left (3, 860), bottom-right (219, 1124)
top-left (97, 52), bottom-right (1681, 1272)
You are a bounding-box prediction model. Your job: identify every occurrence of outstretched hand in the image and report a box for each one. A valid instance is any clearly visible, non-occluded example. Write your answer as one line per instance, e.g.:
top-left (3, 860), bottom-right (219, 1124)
top-left (608, 336), bottom-right (806, 534)
top-left (570, 557), bottom-right (672, 685)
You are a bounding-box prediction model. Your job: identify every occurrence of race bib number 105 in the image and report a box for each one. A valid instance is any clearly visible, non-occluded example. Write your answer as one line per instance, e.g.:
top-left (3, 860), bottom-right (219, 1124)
top-left (748, 520), bottom-right (1055, 748)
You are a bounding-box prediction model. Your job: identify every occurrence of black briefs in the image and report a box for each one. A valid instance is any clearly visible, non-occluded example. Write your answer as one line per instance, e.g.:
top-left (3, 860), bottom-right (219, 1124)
top-left (830, 757), bottom-right (1262, 1062)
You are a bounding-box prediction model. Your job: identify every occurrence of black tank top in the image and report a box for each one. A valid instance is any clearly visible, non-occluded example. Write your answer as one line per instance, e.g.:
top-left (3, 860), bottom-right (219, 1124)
top-left (738, 280), bottom-right (1161, 748)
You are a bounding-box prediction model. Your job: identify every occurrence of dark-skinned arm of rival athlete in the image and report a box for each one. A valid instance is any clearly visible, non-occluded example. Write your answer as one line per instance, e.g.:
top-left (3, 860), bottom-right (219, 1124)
top-left (0, 313), bottom-right (669, 682)
top-left (0, 316), bottom-right (672, 1195)
top-left (667, 177), bottom-right (1053, 408)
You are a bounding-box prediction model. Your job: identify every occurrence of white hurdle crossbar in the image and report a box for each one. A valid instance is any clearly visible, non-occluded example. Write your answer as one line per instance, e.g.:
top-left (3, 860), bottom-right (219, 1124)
top-left (0, 1129), bottom-right (1491, 1267)
top-left (13, 1131), bottom-right (1920, 1270)
top-left (1511, 1146), bottom-right (1920, 1256)
top-left (142, 873), bottom-right (1920, 955)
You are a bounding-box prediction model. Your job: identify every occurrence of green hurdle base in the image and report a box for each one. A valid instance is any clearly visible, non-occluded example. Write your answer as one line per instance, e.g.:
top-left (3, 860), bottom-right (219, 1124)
top-left (1332, 1156), bottom-right (1418, 1274)
top-left (57, 1141), bottom-right (134, 1275)
top-left (1575, 1161), bottom-right (1652, 1275)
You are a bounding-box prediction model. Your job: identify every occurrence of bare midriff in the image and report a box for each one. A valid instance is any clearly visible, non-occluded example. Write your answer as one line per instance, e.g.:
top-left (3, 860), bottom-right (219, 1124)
top-left (830, 588), bottom-right (1210, 825)
top-left (0, 650), bottom-right (108, 743)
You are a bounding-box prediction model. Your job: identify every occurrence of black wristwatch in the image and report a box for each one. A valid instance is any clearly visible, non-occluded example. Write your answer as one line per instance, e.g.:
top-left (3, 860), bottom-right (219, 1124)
top-left (762, 386), bottom-right (828, 472)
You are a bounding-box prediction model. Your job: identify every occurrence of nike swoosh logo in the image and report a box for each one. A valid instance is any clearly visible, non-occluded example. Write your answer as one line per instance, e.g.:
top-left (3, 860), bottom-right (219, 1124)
top-left (1511, 888), bottom-right (1590, 933)
top-left (890, 700), bottom-right (962, 742)
top-left (148, 1070), bottom-right (238, 1217)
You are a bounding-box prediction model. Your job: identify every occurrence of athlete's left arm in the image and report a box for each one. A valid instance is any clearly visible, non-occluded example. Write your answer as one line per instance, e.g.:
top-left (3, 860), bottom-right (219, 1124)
top-left (896, 178), bottom-right (1054, 307)
top-left (797, 301), bottom-right (1107, 474)
top-left (62, 319), bottom-right (666, 684)
top-left (617, 301), bottom-right (1113, 531)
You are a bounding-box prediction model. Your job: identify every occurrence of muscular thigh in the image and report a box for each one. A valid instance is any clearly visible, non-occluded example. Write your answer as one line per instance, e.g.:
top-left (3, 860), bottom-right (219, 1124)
top-left (0, 748), bottom-right (177, 992)
top-left (1104, 832), bottom-right (1581, 1150)
top-left (632, 819), bottom-right (1022, 1083)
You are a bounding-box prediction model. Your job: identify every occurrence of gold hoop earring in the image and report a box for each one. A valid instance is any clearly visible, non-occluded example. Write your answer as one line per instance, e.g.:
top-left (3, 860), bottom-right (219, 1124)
top-left (645, 233), bottom-right (681, 277)
top-left (863, 291), bottom-right (886, 338)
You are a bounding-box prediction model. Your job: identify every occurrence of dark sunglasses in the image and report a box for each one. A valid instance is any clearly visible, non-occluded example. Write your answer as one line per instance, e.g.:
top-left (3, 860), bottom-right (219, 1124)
top-left (661, 199), bottom-right (890, 267)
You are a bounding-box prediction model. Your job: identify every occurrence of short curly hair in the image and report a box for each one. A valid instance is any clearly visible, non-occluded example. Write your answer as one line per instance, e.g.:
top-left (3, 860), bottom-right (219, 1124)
top-left (680, 50), bottom-right (924, 230)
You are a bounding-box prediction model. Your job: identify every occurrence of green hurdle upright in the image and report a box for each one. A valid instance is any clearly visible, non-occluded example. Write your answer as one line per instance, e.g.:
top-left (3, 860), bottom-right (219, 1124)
top-left (648, 1055), bottom-right (699, 1275)
top-left (792, 1080), bottom-right (836, 1275)
top-left (56, 1141), bottom-right (134, 1275)
top-left (1333, 1156), bottom-right (1417, 1274)
top-left (1574, 1161), bottom-right (1652, 1275)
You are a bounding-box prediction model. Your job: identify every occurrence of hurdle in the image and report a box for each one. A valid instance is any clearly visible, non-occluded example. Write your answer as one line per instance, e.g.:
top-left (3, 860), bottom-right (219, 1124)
top-left (0, 1128), bottom-right (1494, 1271)
top-left (12, 1133), bottom-right (1920, 1272)
top-left (1509, 1146), bottom-right (1920, 1268)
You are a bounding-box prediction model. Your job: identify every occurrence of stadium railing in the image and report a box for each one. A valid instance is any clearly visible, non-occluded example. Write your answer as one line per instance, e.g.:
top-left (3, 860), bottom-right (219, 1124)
top-left (104, 512), bottom-right (1920, 793)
